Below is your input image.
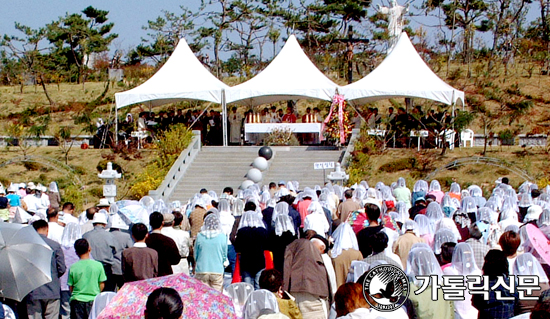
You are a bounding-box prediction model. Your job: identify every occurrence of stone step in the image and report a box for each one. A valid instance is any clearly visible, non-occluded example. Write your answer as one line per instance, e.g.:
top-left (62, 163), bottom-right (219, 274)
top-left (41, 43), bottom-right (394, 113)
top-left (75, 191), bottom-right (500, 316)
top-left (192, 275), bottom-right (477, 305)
top-left (167, 146), bottom-right (343, 202)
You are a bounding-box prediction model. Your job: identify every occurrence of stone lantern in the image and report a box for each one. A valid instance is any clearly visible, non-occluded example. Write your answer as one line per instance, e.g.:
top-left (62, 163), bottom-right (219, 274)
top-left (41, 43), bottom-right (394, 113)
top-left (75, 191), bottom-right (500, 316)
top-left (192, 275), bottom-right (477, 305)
top-left (327, 162), bottom-right (349, 185)
top-left (98, 162), bottom-right (121, 203)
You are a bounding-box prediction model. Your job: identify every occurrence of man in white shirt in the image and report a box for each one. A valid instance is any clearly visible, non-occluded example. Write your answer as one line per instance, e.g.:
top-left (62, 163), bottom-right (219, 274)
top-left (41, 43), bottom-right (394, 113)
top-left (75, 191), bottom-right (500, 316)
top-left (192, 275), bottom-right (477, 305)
top-left (161, 213), bottom-right (190, 275)
top-left (60, 202), bottom-right (79, 225)
top-left (23, 187), bottom-right (49, 218)
top-left (47, 208), bottom-right (64, 244)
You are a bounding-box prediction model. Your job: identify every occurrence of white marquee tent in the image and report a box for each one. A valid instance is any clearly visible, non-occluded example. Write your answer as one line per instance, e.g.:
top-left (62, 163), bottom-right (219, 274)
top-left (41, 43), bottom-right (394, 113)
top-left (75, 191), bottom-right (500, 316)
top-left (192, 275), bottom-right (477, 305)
top-left (114, 38), bottom-right (229, 108)
top-left (114, 37), bottom-right (230, 144)
top-left (339, 32), bottom-right (465, 106)
top-left (226, 35), bottom-right (340, 106)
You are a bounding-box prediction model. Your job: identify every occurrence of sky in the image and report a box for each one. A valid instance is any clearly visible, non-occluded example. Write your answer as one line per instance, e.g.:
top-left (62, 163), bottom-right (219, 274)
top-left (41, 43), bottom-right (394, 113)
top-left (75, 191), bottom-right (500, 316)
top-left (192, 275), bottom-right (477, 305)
top-left (0, 0), bottom-right (542, 60)
top-left (0, 0), bottom-right (200, 53)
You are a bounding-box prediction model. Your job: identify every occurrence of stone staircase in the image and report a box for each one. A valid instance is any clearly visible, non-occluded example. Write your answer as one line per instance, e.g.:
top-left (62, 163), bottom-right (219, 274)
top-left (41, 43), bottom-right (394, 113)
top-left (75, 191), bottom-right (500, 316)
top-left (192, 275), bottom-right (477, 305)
top-left (167, 146), bottom-right (343, 202)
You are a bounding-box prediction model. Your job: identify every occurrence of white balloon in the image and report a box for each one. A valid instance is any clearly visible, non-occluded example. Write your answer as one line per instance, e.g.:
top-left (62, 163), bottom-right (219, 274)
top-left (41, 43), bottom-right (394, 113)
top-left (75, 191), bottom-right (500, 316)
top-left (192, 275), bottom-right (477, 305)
top-left (240, 180), bottom-right (255, 190)
top-left (246, 168), bottom-right (263, 183)
top-left (252, 157), bottom-right (269, 171)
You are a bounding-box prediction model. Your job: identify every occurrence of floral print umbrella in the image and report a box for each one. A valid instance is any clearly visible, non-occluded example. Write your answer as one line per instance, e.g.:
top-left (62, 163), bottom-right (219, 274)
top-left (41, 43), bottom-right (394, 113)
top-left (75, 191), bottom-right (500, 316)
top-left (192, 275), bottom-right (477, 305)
top-left (97, 273), bottom-right (235, 319)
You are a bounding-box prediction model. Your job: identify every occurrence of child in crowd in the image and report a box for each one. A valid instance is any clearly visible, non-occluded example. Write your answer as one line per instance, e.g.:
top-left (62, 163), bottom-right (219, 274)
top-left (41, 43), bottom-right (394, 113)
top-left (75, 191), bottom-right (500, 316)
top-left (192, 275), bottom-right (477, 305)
top-left (68, 239), bottom-right (106, 319)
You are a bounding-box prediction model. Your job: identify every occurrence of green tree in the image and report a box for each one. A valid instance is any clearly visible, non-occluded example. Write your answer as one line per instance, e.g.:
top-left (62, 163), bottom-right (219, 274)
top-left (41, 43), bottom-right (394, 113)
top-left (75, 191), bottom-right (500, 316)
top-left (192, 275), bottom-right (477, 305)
top-left (227, 0), bottom-right (273, 77)
top-left (425, 0), bottom-right (489, 77)
top-left (54, 126), bottom-right (75, 165)
top-left (1, 23), bottom-right (55, 105)
top-left (320, 0), bottom-right (371, 33)
top-left (133, 6), bottom-right (200, 65)
top-left (198, 0), bottom-right (234, 77)
top-left (485, 0), bottom-right (531, 74)
top-left (47, 6), bottom-right (117, 86)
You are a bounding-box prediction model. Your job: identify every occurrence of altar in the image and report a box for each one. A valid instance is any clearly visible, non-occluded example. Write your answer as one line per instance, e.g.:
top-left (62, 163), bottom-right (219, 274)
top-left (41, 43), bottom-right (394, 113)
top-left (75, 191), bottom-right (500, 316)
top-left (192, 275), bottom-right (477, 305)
top-left (244, 123), bottom-right (322, 141)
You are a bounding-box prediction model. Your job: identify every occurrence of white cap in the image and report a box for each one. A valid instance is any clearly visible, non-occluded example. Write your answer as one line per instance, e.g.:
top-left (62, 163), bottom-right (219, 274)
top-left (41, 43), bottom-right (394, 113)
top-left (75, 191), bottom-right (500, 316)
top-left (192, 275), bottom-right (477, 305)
top-left (109, 213), bottom-right (129, 230)
top-left (91, 213), bottom-right (108, 225)
top-left (97, 198), bottom-right (110, 207)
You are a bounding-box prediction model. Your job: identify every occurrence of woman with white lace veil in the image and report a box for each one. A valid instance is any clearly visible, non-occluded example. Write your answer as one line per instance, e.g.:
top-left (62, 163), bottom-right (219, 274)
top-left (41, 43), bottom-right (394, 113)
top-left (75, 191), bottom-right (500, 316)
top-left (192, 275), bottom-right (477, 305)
top-left (427, 180), bottom-right (445, 203)
top-left (259, 192), bottom-right (271, 211)
top-left (538, 208), bottom-right (550, 238)
top-left (460, 196), bottom-right (478, 222)
top-left (47, 181), bottom-right (61, 211)
top-left (499, 204), bottom-right (522, 231)
top-left (393, 177), bottom-right (412, 210)
top-left (243, 289), bottom-right (281, 319)
top-left (218, 199), bottom-right (236, 273)
top-left (407, 246), bottom-right (454, 319)
top-left (236, 210), bottom-right (268, 289)
top-left (269, 202), bottom-right (297, 272)
top-left (304, 202), bottom-right (330, 238)
top-left (443, 243), bottom-right (481, 319)
top-left (513, 252), bottom-right (550, 314)
top-left (477, 207), bottom-right (501, 248)
top-left (395, 202), bottom-right (409, 227)
top-left (436, 217), bottom-right (462, 241)
top-left (426, 201), bottom-right (444, 222)
top-left (330, 223), bottom-right (363, 288)
top-left (60, 223), bottom-right (82, 319)
top-left (194, 213), bottom-right (227, 291)
top-left (412, 180), bottom-right (429, 206)
top-left (518, 193), bottom-right (534, 222)
top-left (441, 195), bottom-right (457, 218)
top-left (364, 188), bottom-right (381, 208)
top-left (352, 186), bottom-right (366, 206)
top-left (414, 214), bottom-right (434, 247)
top-left (433, 228), bottom-right (457, 255)
top-left (448, 182), bottom-right (461, 201)
top-left (468, 185), bottom-right (486, 208)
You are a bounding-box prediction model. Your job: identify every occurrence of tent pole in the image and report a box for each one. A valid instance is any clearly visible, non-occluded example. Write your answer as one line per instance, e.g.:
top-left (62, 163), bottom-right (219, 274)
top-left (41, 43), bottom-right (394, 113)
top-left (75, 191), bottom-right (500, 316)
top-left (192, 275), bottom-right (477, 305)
top-left (115, 104), bottom-right (118, 144)
top-left (222, 90), bottom-right (228, 147)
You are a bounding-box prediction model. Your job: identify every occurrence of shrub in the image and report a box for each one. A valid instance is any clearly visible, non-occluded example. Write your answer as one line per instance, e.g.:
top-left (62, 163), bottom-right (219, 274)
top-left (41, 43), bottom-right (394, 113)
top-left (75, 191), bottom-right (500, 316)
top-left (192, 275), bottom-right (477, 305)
top-left (379, 157), bottom-right (416, 173)
top-left (129, 162), bottom-right (167, 199)
top-left (129, 125), bottom-right (194, 199)
top-left (23, 161), bottom-right (41, 171)
top-left (156, 124), bottom-right (194, 159)
top-left (498, 129), bottom-right (515, 145)
top-left (88, 187), bottom-right (104, 199)
top-left (62, 184), bottom-right (84, 209)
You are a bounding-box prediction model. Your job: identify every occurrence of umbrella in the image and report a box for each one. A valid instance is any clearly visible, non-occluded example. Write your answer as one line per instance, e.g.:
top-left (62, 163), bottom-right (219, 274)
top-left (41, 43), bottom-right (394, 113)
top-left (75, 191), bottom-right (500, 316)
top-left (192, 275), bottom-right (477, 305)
top-left (0, 223), bottom-right (53, 301)
top-left (97, 273), bottom-right (236, 319)
top-left (525, 224), bottom-right (550, 265)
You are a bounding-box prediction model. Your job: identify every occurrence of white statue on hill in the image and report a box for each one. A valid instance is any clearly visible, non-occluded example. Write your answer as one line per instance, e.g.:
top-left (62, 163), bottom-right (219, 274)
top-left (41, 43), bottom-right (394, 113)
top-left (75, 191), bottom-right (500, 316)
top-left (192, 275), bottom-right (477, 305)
top-left (377, 0), bottom-right (409, 50)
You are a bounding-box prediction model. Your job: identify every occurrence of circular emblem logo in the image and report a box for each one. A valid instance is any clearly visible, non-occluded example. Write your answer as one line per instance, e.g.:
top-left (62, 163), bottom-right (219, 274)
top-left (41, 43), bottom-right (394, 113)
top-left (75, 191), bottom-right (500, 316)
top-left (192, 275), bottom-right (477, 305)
top-left (362, 264), bottom-right (410, 312)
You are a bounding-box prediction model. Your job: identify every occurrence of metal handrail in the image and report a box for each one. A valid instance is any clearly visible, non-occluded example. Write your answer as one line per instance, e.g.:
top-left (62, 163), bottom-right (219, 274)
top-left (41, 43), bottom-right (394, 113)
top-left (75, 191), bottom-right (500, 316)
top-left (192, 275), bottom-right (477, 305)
top-left (425, 156), bottom-right (533, 181)
top-left (148, 130), bottom-right (202, 201)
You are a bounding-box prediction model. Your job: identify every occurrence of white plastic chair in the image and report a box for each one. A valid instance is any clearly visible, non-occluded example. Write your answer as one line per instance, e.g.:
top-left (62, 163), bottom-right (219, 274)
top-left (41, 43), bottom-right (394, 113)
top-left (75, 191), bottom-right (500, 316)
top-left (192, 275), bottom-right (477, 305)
top-left (437, 130), bottom-right (456, 150)
top-left (89, 291), bottom-right (116, 319)
top-left (461, 129), bottom-right (474, 147)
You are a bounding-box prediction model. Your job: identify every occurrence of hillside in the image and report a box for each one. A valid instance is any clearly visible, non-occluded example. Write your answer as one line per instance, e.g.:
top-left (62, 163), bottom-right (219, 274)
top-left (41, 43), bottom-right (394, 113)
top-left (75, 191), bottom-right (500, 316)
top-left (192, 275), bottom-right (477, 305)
top-left (1, 61), bottom-right (550, 207)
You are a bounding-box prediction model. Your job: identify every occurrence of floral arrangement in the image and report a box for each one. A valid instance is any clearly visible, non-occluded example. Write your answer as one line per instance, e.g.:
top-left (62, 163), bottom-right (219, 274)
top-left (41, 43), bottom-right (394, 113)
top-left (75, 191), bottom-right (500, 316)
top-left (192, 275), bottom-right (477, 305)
top-left (264, 127), bottom-right (300, 146)
top-left (322, 94), bottom-right (352, 146)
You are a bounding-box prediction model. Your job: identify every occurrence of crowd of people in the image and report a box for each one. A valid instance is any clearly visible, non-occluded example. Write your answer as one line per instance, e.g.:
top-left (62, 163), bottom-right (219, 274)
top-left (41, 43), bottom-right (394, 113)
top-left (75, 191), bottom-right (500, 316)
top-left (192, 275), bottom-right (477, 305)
top-left (1, 176), bottom-right (550, 319)
top-left (353, 105), bottom-right (453, 132)
top-left (112, 104), bottom-right (324, 148)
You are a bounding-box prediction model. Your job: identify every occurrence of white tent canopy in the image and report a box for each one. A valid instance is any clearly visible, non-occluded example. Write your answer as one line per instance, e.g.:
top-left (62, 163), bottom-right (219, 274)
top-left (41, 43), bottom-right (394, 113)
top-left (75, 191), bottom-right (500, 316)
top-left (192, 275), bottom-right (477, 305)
top-left (339, 33), bottom-right (465, 106)
top-left (114, 38), bottom-right (229, 109)
top-left (226, 35), bottom-right (340, 106)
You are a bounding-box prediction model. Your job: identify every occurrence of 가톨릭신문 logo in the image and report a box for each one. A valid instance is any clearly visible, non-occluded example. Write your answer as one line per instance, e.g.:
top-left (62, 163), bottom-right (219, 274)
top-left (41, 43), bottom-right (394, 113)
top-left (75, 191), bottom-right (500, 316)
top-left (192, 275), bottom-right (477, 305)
top-left (362, 264), bottom-right (410, 312)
